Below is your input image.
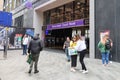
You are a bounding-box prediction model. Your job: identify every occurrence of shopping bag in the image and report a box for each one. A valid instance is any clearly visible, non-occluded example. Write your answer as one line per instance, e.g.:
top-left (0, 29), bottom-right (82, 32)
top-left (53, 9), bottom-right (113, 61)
top-left (26, 54), bottom-right (32, 64)
top-left (68, 48), bottom-right (77, 55)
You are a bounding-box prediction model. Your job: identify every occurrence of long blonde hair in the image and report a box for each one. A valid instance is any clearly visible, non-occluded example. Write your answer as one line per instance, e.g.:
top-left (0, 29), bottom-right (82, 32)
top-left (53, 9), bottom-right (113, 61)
top-left (76, 34), bottom-right (83, 41)
top-left (101, 35), bottom-right (108, 44)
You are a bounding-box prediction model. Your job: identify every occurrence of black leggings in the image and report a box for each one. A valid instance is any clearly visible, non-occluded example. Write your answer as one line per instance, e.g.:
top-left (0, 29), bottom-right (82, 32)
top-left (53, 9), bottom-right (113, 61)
top-left (71, 55), bottom-right (77, 67)
top-left (78, 50), bottom-right (87, 70)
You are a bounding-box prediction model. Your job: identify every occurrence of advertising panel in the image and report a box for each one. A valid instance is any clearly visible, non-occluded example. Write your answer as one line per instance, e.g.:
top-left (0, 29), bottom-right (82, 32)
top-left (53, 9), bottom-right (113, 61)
top-left (0, 27), bottom-right (34, 50)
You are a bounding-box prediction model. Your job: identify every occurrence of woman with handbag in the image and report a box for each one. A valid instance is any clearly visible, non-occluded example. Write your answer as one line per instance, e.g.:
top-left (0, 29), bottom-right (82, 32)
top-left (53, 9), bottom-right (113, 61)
top-left (69, 36), bottom-right (77, 72)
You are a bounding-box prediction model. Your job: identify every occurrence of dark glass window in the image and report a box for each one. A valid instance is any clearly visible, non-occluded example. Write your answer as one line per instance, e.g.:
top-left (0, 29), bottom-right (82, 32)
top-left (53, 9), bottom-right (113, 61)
top-left (44, 11), bottom-right (50, 25)
top-left (15, 15), bottom-right (24, 27)
top-left (43, 0), bottom-right (89, 25)
top-left (64, 2), bottom-right (73, 21)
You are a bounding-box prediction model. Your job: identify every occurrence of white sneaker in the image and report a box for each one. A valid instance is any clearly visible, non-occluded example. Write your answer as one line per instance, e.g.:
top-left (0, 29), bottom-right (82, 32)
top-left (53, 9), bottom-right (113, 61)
top-left (82, 70), bottom-right (88, 74)
top-left (79, 69), bottom-right (84, 72)
top-left (110, 61), bottom-right (112, 63)
top-left (71, 68), bottom-right (76, 72)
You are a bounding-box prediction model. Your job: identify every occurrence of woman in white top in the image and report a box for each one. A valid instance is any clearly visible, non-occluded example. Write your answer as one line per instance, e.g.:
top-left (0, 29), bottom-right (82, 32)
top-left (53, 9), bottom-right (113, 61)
top-left (74, 35), bottom-right (88, 74)
top-left (22, 34), bottom-right (29, 55)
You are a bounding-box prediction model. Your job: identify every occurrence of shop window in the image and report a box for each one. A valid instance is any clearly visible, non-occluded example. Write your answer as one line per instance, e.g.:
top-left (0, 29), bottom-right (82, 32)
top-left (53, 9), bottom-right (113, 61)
top-left (50, 9), bottom-right (57, 24)
top-left (44, 11), bottom-right (50, 25)
top-left (65, 2), bottom-right (73, 21)
top-left (74, 0), bottom-right (89, 19)
top-left (14, 15), bottom-right (24, 27)
top-left (43, 0), bottom-right (89, 25)
top-left (74, 0), bottom-right (85, 19)
top-left (58, 6), bottom-right (64, 22)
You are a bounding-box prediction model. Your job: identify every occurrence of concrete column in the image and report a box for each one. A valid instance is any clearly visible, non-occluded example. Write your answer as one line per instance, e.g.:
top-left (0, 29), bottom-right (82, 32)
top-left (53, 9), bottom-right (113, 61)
top-left (89, 0), bottom-right (95, 59)
top-left (33, 10), bottom-right (43, 39)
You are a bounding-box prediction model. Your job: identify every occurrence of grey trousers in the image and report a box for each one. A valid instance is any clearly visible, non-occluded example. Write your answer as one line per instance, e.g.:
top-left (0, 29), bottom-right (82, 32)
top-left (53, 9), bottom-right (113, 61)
top-left (29, 54), bottom-right (39, 71)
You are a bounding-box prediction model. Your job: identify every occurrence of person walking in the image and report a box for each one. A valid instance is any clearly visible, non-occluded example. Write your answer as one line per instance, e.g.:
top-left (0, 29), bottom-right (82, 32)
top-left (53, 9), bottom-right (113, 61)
top-left (3, 38), bottom-right (7, 59)
top-left (98, 34), bottom-right (112, 66)
top-left (69, 36), bottom-right (77, 72)
top-left (28, 34), bottom-right (43, 74)
top-left (63, 37), bottom-right (71, 62)
top-left (74, 35), bottom-right (88, 74)
top-left (22, 34), bottom-right (29, 55)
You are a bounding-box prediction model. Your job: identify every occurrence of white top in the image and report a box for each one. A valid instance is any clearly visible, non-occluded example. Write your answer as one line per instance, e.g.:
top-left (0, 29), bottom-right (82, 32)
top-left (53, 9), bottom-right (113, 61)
top-left (23, 37), bottom-right (29, 45)
top-left (74, 39), bottom-right (86, 51)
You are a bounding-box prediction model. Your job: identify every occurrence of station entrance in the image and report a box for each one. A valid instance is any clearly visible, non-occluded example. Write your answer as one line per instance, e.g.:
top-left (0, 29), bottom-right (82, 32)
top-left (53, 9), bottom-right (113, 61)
top-left (45, 28), bottom-right (72, 49)
top-left (45, 26), bottom-right (89, 51)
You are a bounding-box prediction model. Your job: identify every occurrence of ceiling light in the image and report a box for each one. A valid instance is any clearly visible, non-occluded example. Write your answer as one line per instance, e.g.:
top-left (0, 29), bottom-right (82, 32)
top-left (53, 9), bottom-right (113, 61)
top-left (77, 2), bottom-right (80, 5)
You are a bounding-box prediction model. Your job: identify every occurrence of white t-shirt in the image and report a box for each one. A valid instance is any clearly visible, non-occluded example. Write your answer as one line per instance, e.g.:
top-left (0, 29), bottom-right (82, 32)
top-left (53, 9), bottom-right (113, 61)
top-left (23, 37), bottom-right (29, 45)
top-left (74, 39), bottom-right (86, 51)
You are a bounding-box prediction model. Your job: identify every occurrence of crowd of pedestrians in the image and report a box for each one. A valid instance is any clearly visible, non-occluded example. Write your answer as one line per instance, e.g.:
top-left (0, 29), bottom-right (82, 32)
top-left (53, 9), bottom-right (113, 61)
top-left (63, 35), bottom-right (88, 73)
top-left (1, 31), bottom-right (113, 75)
top-left (63, 32), bottom-right (112, 74)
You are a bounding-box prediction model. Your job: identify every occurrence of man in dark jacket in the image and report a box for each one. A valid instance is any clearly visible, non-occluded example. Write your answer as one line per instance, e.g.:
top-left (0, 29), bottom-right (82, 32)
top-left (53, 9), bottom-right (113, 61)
top-left (28, 35), bottom-right (43, 74)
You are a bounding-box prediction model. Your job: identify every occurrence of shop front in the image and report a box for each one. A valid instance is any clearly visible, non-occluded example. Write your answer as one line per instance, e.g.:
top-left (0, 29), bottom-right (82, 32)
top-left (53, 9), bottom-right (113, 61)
top-left (42, 0), bottom-right (89, 49)
top-left (45, 19), bottom-right (89, 50)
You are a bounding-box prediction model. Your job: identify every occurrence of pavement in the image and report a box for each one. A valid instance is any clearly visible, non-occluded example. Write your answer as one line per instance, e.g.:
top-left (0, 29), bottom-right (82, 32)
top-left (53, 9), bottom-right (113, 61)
top-left (0, 49), bottom-right (120, 80)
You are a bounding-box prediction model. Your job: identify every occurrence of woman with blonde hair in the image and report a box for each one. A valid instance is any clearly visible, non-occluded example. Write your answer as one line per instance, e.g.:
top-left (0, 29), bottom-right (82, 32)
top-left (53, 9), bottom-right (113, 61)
top-left (74, 34), bottom-right (88, 74)
top-left (69, 36), bottom-right (77, 72)
top-left (98, 34), bottom-right (112, 66)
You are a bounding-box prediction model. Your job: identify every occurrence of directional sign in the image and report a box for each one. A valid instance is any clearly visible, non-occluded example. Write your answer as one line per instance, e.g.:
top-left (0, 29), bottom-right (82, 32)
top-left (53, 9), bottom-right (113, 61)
top-left (0, 11), bottom-right (12, 27)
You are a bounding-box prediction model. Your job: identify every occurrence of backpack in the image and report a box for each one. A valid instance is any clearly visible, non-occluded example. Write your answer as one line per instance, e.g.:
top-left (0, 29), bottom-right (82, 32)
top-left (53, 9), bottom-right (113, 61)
top-left (105, 39), bottom-right (111, 50)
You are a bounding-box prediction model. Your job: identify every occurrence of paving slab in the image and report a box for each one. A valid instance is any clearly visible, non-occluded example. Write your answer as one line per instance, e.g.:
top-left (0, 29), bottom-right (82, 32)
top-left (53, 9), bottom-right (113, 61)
top-left (0, 49), bottom-right (120, 80)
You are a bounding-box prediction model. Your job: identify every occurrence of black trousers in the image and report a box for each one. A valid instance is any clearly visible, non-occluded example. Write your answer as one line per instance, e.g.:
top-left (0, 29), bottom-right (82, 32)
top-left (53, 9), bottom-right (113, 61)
top-left (78, 49), bottom-right (87, 70)
top-left (71, 55), bottom-right (77, 67)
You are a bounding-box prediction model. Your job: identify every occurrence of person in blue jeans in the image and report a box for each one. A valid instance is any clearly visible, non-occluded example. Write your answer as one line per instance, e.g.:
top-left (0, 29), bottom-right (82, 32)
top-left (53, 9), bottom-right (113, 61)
top-left (98, 35), bottom-right (111, 66)
top-left (101, 52), bottom-right (109, 65)
top-left (63, 37), bottom-right (71, 62)
top-left (22, 34), bottom-right (29, 55)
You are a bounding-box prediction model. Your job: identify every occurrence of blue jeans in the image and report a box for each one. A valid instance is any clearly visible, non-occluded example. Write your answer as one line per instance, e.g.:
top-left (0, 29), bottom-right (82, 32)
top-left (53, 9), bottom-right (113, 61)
top-left (23, 45), bottom-right (27, 55)
top-left (65, 48), bottom-right (70, 61)
top-left (101, 52), bottom-right (109, 64)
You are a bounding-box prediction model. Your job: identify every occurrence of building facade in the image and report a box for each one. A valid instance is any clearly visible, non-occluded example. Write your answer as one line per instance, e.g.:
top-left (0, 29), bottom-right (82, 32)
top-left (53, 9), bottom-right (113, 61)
top-left (0, 0), bottom-right (3, 11)
top-left (95, 0), bottom-right (120, 62)
top-left (3, 0), bottom-right (95, 60)
top-left (6, 0), bottom-right (120, 62)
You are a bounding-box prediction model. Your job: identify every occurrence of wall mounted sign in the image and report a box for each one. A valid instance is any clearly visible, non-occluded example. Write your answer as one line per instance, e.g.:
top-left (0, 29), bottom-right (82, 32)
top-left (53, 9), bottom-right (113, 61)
top-left (0, 11), bottom-right (12, 27)
top-left (47, 19), bottom-right (84, 30)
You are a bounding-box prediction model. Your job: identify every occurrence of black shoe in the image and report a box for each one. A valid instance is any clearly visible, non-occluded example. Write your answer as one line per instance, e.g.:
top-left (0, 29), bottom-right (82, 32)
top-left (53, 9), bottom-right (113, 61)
top-left (34, 70), bottom-right (39, 74)
top-left (28, 70), bottom-right (31, 74)
top-left (67, 60), bottom-right (70, 62)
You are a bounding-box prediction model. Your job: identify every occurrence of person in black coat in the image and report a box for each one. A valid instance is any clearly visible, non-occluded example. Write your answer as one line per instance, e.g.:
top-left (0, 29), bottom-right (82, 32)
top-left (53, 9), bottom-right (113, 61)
top-left (28, 34), bottom-right (43, 74)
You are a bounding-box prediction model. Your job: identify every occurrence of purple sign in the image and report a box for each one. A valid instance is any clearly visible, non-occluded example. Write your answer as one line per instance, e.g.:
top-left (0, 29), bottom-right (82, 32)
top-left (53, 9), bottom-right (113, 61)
top-left (69, 21), bottom-right (76, 27)
top-left (25, 1), bottom-right (32, 9)
top-left (76, 20), bottom-right (84, 26)
top-left (47, 19), bottom-right (84, 30)
top-left (62, 22), bottom-right (69, 27)
top-left (53, 23), bottom-right (62, 28)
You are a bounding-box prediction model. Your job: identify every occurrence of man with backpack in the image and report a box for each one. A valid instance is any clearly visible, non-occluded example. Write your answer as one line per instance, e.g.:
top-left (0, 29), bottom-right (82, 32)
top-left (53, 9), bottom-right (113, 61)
top-left (28, 34), bottom-right (43, 74)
